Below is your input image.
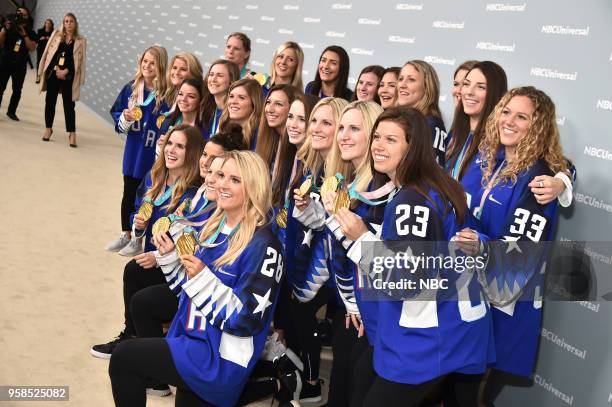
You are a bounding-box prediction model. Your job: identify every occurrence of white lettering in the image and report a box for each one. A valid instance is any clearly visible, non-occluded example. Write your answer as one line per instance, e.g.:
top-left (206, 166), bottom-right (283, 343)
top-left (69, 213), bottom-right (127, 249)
top-left (351, 48), bottom-right (374, 56)
top-left (583, 145), bottom-right (612, 161)
top-left (358, 18), bottom-right (381, 25)
top-left (432, 20), bottom-right (465, 29)
top-left (303, 17), bottom-right (321, 23)
top-left (596, 99), bottom-right (612, 111)
top-left (530, 67), bottom-right (578, 81)
top-left (260, 15), bottom-right (275, 21)
top-left (485, 3), bottom-right (527, 11)
top-left (284, 4), bottom-right (300, 10)
top-left (541, 25), bottom-right (590, 36)
top-left (255, 38), bottom-right (270, 45)
top-left (424, 56), bottom-right (456, 66)
top-left (331, 3), bottom-right (353, 9)
top-left (475, 42), bottom-right (516, 52)
top-left (278, 28), bottom-right (294, 35)
top-left (396, 3), bottom-right (424, 10)
top-left (245, 4), bottom-right (259, 10)
top-left (388, 35), bottom-right (416, 44)
top-left (241, 26), bottom-right (254, 31)
top-left (326, 31), bottom-right (346, 38)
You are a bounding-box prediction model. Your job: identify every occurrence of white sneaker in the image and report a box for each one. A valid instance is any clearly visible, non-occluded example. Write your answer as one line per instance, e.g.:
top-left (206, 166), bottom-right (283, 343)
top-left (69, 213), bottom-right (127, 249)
top-left (105, 234), bottom-right (131, 252)
top-left (118, 237), bottom-right (143, 257)
top-left (262, 332), bottom-right (286, 361)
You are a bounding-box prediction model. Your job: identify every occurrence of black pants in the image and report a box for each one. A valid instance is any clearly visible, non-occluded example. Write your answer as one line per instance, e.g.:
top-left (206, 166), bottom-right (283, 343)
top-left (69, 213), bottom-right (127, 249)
top-left (0, 61), bottom-right (27, 115)
top-left (121, 175), bottom-right (143, 231)
top-left (123, 260), bottom-right (166, 336)
top-left (327, 304), bottom-right (361, 407)
top-left (44, 73), bottom-right (75, 131)
top-left (110, 338), bottom-right (215, 407)
top-left (131, 283), bottom-right (179, 338)
top-left (351, 343), bottom-right (481, 407)
top-left (291, 285), bottom-right (333, 381)
top-left (110, 338), bottom-right (280, 407)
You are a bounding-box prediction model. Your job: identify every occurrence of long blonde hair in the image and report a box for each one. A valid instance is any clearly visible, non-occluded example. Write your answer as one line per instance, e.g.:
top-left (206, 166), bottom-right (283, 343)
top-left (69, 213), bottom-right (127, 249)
top-left (218, 78), bottom-right (263, 147)
top-left (269, 41), bottom-right (304, 90)
top-left (131, 46), bottom-right (168, 112)
top-left (164, 52), bottom-right (204, 106)
top-left (58, 12), bottom-right (80, 40)
top-left (480, 86), bottom-right (568, 186)
top-left (296, 97), bottom-right (348, 181)
top-left (326, 101), bottom-right (383, 194)
top-left (146, 125), bottom-right (204, 211)
top-left (198, 151), bottom-right (271, 267)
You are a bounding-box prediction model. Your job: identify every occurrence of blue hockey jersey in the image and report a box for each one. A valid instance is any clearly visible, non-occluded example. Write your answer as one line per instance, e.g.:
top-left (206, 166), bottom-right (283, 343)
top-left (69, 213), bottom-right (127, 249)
top-left (110, 81), bottom-right (170, 179)
top-left (165, 223), bottom-right (283, 407)
top-left (349, 186), bottom-right (492, 384)
top-left (425, 115), bottom-right (448, 166)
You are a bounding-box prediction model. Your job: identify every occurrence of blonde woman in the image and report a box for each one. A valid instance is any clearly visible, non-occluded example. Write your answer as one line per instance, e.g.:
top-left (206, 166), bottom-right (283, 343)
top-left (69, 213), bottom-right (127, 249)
top-left (106, 45), bottom-right (169, 255)
top-left (396, 60), bottom-right (447, 165)
top-left (454, 87), bottom-right (568, 405)
top-left (109, 151), bottom-right (286, 407)
top-left (217, 78), bottom-right (263, 149)
top-left (263, 41), bottom-right (304, 97)
top-left (163, 51), bottom-right (203, 110)
top-left (38, 12), bottom-right (86, 146)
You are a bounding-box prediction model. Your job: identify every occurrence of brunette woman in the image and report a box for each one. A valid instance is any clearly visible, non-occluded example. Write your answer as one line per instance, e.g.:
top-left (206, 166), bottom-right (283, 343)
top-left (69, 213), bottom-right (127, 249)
top-left (217, 78), bottom-right (263, 149)
top-left (305, 45), bottom-right (352, 101)
top-left (351, 65), bottom-right (384, 103)
top-left (201, 59), bottom-right (240, 138)
top-left (377, 66), bottom-right (400, 109)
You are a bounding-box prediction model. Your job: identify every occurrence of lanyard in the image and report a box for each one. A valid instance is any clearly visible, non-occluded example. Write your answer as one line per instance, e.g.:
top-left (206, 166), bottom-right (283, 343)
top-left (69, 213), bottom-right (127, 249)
top-left (201, 216), bottom-right (241, 247)
top-left (143, 182), bottom-right (175, 206)
top-left (348, 179), bottom-right (396, 206)
top-left (474, 160), bottom-right (506, 220)
top-left (451, 133), bottom-right (474, 180)
top-left (210, 107), bottom-right (221, 135)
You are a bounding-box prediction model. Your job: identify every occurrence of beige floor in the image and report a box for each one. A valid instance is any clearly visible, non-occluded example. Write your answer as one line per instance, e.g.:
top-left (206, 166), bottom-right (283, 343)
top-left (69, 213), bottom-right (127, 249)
top-left (0, 70), bottom-right (328, 406)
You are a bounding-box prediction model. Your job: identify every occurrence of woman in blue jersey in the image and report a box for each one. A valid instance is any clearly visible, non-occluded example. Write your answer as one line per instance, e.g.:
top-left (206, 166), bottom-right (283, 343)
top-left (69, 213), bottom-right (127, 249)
top-left (106, 45), bottom-right (169, 255)
top-left (255, 84), bottom-right (298, 172)
top-left (454, 87), bottom-right (569, 406)
top-left (305, 45), bottom-right (353, 101)
top-left (377, 66), bottom-right (400, 109)
top-left (164, 52), bottom-right (203, 112)
top-left (320, 100), bottom-right (384, 407)
top-left (334, 107), bottom-right (491, 407)
top-left (201, 59), bottom-right (240, 139)
top-left (396, 60), bottom-right (447, 165)
top-left (351, 65), bottom-right (384, 103)
top-left (263, 41), bottom-right (304, 98)
top-left (217, 78), bottom-right (263, 149)
top-left (91, 125), bottom-right (204, 360)
top-left (109, 151), bottom-right (284, 407)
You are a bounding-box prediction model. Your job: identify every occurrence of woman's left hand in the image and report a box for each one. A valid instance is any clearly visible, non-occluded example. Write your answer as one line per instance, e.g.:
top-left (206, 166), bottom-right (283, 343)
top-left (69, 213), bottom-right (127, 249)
top-left (180, 254), bottom-right (205, 278)
top-left (334, 208), bottom-right (368, 241)
top-left (134, 251), bottom-right (157, 269)
top-left (55, 68), bottom-right (68, 80)
top-left (529, 175), bottom-right (566, 205)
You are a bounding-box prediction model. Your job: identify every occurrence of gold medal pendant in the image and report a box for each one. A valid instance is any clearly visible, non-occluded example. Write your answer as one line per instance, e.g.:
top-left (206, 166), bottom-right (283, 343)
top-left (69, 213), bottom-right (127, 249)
top-left (298, 178), bottom-right (312, 197)
top-left (152, 216), bottom-right (171, 235)
top-left (320, 175), bottom-right (340, 197)
top-left (333, 189), bottom-right (351, 214)
top-left (276, 208), bottom-right (288, 229)
top-left (137, 201), bottom-right (153, 222)
top-left (176, 233), bottom-right (197, 257)
top-left (132, 106), bottom-right (143, 121)
top-left (156, 114), bottom-right (165, 129)
top-left (253, 72), bottom-right (268, 86)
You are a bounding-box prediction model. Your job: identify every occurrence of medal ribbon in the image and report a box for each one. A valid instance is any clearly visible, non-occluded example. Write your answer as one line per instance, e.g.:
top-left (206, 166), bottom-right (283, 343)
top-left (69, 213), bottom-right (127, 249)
top-left (450, 133), bottom-right (474, 180)
top-left (210, 107), bottom-right (221, 135)
top-left (348, 180), bottom-right (396, 206)
top-left (143, 183), bottom-right (176, 207)
top-left (474, 159), bottom-right (506, 220)
top-left (200, 216), bottom-right (241, 248)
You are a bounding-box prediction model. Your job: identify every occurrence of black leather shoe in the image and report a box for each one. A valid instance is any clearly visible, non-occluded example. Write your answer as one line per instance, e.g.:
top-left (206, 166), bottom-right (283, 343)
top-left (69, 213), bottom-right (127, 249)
top-left (6, 112), bottom-right (19, 121)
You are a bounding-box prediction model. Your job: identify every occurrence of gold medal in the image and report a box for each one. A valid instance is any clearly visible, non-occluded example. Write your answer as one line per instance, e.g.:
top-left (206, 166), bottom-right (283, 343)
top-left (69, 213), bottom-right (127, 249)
top-left (152, 216), bottom-right (171, 235)
top-left (137, 201), bottom-right (153, 222)
top-left (176, 233), bottom-right (197, 257)
top-left (132, 106), bottom-right (143, 121)
top-left (156, 114), bottom-right (165, 129)
top-left (297, 178), bottom-right (312, 197)
top-left (320, 175), bottom-right (340, 197)
top-left (276, 208), bottom-right (288, 229)
top-left (253, 72), bottom-right (268, 86)
top-left (333, 189), bottom-right (351, 213)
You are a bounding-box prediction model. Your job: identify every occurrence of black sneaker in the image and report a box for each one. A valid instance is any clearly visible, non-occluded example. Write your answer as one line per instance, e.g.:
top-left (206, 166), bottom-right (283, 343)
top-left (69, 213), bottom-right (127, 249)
top-left (146, 383), bottom-right (172, 397)
top-left (299, 379), bottom-right (322, 403)
top-left (273, 349), bottom-right (304, 375)
top-left (6, 112), bottom-right (19, 121)
top-left (277, 370), bottom-right (302, 403)
top-left (90, 332), bottom-right (128, 359)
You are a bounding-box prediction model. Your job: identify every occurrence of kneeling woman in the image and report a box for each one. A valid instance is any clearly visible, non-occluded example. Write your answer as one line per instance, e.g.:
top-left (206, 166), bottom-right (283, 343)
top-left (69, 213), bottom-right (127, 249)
top-left (109, 151), bottom-right (284, 407)
top-left (336, 107), bottom-right (491, 407)
top-left (91, 124), bottom-right (204, 358)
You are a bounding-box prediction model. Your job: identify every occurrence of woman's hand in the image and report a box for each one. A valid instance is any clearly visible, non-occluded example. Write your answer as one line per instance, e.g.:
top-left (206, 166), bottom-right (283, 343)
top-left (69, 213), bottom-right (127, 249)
top-left (334, 208), bottom-right (368, 241)
top-left (157, 133), bottom-right (169, 149)
top-left (293, 189), bottom-right (311, 212)
top-left (180, 254), bottom-right (205, 278)
top-left (55, 68), bottom-right (68, 80)
top-left (133, 213), bottom-right (148, 231)
top-left (134, 251), bottom-right (157, 269)
top-left (346, 313), bottom-right (365, 338)
top-left (529, 175), bottom-right (566, 205)
top-left (454, 228), bottom-right (480, 256)
top-left (322, 191), bottom-right (337, 215)
top-left (123, 108), bottom-right (135, 122)
top-left (152, 232), bottom-right (175, 255)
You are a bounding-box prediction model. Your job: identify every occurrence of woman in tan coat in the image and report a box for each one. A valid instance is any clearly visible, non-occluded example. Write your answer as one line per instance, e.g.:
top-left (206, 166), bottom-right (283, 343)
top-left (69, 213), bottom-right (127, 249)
top-left (38, 12), bottom-right (86, 147)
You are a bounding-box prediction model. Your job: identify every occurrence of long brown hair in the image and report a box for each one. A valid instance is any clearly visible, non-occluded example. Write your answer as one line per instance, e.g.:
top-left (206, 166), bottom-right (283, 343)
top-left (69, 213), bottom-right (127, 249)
top-left (480, 87), bottom-right (568, 187)
top-left (166, 77), bottom-right (205, 129)
top-left (351, 65), bottom-right (385, 103)
top-left (370, 107), bottom-right (467, 223)
top-left (218, 78), bottom-right (263, 147)
top-left (255, 85), bottom-right (298, 165)
top-left (448, 61), bottom-right (507, 180)
top-left (146, 124), bottom-right (204, 211)
top-left (201, 60), bottom-right (240, 127)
